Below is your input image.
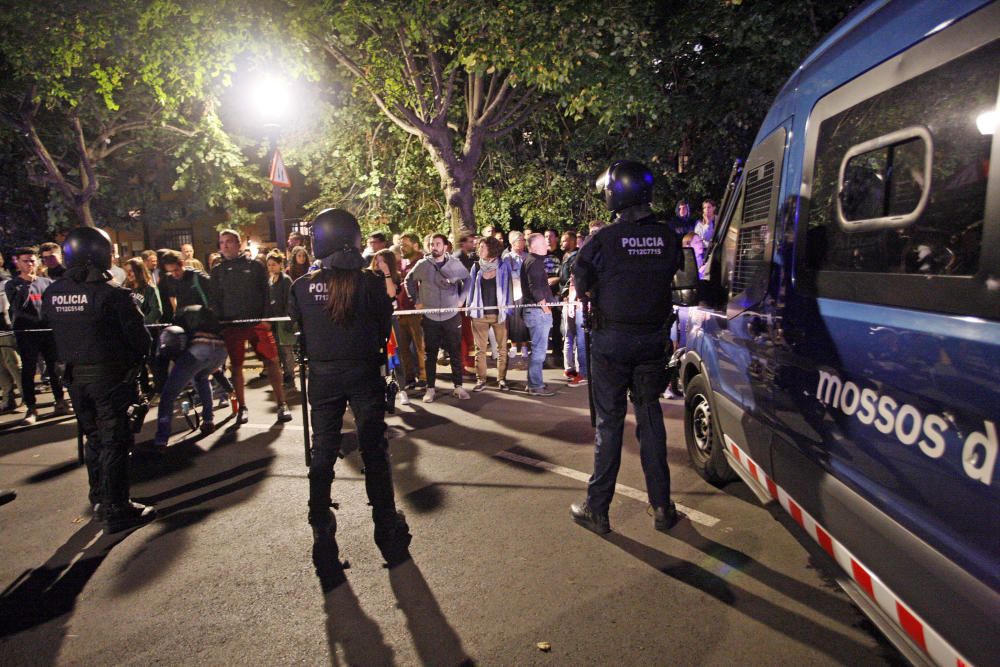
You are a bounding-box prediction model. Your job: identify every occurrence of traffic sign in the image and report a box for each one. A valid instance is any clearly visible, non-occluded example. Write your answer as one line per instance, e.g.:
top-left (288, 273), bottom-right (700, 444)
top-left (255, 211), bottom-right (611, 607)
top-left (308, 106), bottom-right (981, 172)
top-left (270, 149), bottom-right (291, 188)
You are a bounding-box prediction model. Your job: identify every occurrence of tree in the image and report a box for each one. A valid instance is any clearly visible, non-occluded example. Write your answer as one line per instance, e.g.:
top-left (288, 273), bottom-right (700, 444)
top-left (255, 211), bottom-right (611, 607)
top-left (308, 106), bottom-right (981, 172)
top-left (0, 0), bottom-right (255, 228)
top-left (290, 0), bottom-right (661, 237)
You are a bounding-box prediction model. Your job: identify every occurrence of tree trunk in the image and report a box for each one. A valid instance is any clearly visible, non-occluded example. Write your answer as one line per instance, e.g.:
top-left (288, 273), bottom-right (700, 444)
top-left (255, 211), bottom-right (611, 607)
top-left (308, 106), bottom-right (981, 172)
top-left (75, 199), bottom-right (95, 227)
top-left (444, 176), bottom-right (474, 238)
top-left (424, 137), bottom-right (477, 239)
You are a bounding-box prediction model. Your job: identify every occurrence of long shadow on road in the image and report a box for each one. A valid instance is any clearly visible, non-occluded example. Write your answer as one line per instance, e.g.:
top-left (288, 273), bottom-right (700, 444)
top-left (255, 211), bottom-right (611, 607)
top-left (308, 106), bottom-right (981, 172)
top-left (605, 524), bottom-right (878, 665)
top-left (0, 423), bottom-right (282, 662)
top-left (0, 523), bottom-right (120, 663)
top-left (312, 537), bottom-right (474, 667)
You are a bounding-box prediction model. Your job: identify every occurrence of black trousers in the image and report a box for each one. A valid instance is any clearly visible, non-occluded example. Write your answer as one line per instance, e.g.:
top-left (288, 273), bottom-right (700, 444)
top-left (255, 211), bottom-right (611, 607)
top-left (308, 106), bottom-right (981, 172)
top-left (14, 330), bottom-right (65, 408)
top-left (69, 373), bottom-right (136, 507)
top-left (421, 314), bottom-right (463, 388)
top-left (307, 361), bottom-right (397, 525)
top-left (587, 327), bottom-right (671, 516)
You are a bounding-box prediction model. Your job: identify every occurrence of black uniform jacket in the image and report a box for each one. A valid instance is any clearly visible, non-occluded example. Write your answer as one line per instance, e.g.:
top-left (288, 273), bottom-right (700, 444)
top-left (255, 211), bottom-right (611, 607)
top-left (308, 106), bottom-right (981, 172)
top-left (288, 268), bottom-right (392, 365)
top-left (42, 269), bottom-right (151, 368)
top-left (573, 214), bottom-right (681, 333)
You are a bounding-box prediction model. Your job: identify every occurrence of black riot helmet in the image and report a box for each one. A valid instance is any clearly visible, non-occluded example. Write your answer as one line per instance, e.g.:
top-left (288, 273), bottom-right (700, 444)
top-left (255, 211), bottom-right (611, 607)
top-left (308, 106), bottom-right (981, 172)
top-left (310, 208), bottom-right (365, 270)
top-left (595, 161), bottom-right (654, 213)
top-left (158, 325), bottom-right (187, 360)
top-left (62, 226), bottom-right (113, 271)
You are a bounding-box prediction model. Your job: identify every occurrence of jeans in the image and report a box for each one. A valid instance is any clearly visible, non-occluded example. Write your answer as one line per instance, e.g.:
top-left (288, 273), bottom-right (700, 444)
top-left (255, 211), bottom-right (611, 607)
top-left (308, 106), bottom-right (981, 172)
top-left (522, 307), bottom-right (552, 390)
top-left (155, 343), bottom-right (228, 443)
top-left (14, 330), bottom-right (65, 407)
top-left (562, 308), bottom-right (587, 378)
top-left (587, 327), bottom-right (670, 516)
top-left (421, 314), bottom-right (463, 388)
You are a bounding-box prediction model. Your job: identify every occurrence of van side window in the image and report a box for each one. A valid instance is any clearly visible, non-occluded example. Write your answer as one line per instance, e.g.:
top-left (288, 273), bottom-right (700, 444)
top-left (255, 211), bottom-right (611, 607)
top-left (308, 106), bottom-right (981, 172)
top-left (718, 126), bottom-right (785, 316)
top-left (807, 41), bottom-right (997, 277)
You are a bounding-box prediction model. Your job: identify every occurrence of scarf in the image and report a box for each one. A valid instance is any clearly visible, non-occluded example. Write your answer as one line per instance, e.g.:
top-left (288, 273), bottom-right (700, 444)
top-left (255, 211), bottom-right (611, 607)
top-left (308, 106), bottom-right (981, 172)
top-left (478, 258), bottom-right (499, 274)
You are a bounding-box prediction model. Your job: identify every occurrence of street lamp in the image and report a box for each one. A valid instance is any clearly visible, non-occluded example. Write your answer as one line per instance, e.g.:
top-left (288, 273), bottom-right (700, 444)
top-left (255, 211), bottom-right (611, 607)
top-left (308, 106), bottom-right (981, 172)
top-left (249, 75), bottom-right (292, 251)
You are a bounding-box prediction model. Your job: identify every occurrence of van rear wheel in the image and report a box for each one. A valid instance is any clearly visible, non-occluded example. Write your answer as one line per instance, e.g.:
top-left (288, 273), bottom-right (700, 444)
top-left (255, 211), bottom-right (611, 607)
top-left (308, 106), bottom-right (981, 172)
top-left (684, 373), bottom-right (737, 485)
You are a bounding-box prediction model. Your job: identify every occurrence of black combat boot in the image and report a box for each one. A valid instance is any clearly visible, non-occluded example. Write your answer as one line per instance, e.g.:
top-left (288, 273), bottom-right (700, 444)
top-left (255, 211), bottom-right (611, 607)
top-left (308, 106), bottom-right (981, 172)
top-left (374, 511), bottom-right (412, 568)
top-left (570, 501), bottom-right (610, 535)
top-left (310, 509), bottom-right (348, 591)
top-left (653, 502), bottom-right (679, 532)
top-left (103, 500), bottom-right (156, 534)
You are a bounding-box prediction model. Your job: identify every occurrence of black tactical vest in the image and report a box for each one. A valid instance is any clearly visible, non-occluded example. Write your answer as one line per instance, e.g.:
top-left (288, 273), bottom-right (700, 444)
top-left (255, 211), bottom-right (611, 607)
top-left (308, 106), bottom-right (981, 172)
top-left (289, 269), bottom-right (391, 364)
top-left (587, 217), bottom-right (680, 331)
top-left (43, 277), bottom-right (149, 366)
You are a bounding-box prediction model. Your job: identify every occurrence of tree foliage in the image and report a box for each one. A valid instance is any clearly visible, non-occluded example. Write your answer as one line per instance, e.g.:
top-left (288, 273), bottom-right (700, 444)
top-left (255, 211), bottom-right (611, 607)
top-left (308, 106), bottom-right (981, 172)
top-left (287, 0), bottom-right (660, 236)
top-left (0, 0), bottom-right (260, 230)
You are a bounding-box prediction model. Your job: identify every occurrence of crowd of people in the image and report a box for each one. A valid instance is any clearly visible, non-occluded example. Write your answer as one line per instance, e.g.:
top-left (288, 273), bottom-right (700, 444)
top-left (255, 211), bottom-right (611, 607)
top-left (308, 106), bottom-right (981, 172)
top-left (0, 193), bottom-right (718, 439)
top-left (1, 157), bottom-right (712, 557)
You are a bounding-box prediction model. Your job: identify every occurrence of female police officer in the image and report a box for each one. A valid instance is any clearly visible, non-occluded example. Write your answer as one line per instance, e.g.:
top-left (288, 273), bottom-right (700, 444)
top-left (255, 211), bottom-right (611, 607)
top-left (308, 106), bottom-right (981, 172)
top-left (288, 209), bottom-right (411, 572)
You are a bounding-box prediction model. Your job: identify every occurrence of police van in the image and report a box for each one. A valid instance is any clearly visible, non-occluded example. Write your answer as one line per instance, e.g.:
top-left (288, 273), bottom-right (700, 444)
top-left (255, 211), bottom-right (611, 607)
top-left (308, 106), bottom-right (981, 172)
top-left (676, 1), bottom-right (999, 665)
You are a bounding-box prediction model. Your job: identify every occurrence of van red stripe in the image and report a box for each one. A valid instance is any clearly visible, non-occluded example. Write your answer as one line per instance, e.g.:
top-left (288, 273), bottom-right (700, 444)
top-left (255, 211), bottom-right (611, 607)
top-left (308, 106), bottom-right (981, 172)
top-left (897, 603), bottom-right (927, 651)
top-left (724, 437), bottom-right (970, 666)
top-left (815, 525), bottom-right (835, 558)
top-left (788, 500), bottom-right (804, 527)
top-left (851, 560), bottom-right (874, 599)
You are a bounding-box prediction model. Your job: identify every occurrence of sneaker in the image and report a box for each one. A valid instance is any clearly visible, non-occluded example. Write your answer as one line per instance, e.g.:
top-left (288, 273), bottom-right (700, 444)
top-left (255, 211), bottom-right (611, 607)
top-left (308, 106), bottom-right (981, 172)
top-left (199, 420), bottom-right (216, 436)
top-left (452, 386), bottom-right (470, 400)
top-left (563, 369), bottom-right (578, 379)
top-left (277, 403), bottom-right (293, 423)
top-left (570, 501), bottom-right (610, 535)
top-left (422, 387), bottom-right (436, 403)
top-left (568, 376), bottom-right (588, 387)
top-left (104, 501), bottom-right (156, 534)
top-left (653, 502), bottom-right (679, 532)
top-left (414, 379), bottom-right (427, 389)
top-left (526, 386), bottom-right (555, 397)
top-left (498, 380), bottom-right (510, 392)
top-left (662, 388), bottom-right (681, 400)
top-left (21, 408), bottom-right (38, 425)
top-left (398, 390), bottom-right (410, 406)
top-left (52, 400), bottom-right (73, 416)
top-left (1, 397), bottom-right (16, 414)
top-left (237, 405), bottom-right (249, 424)
top-left (472, 381), bottom-right (487, 393)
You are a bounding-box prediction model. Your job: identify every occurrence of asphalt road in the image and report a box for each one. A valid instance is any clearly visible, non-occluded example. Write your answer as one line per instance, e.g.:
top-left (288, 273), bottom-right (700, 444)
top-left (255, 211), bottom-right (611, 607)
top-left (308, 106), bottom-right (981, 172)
top-left (0, 362), bottom-right (905, 666)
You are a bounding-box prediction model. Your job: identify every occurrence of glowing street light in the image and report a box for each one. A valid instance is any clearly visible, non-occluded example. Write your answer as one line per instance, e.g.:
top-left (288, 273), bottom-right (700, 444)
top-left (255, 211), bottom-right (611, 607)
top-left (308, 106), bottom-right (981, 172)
top-left (247, 74), bottom-right (292, 250)
top-left (250, 75), bottom-right (290, 124)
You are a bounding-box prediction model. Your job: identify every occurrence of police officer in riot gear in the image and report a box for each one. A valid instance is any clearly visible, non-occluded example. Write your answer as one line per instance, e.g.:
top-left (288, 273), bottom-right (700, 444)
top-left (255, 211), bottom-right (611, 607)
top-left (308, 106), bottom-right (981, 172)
top-left (289, 209), bottom-right (411, 578)
top-left (43, 227), bottom-right (155, 533)
top-left (570, 161), bottom-right (682, 534)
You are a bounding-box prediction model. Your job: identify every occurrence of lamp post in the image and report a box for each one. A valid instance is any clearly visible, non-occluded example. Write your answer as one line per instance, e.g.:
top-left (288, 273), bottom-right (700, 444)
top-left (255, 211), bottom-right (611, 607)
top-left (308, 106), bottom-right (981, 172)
top-left (251, 75), bottom-right (291, 251)
top-left (265, 123), bottom-right (287, 251)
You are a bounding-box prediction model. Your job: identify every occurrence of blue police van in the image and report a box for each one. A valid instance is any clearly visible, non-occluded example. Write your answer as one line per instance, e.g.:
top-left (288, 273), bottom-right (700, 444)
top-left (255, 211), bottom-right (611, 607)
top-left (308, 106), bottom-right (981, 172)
top-left (677, 1), bottom-right (999, 665)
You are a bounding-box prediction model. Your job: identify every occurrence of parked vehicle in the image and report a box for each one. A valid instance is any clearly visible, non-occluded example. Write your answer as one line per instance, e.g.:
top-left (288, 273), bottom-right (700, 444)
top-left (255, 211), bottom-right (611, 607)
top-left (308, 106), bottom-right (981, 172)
top-left (678, 2), bottom-right (999, 665)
